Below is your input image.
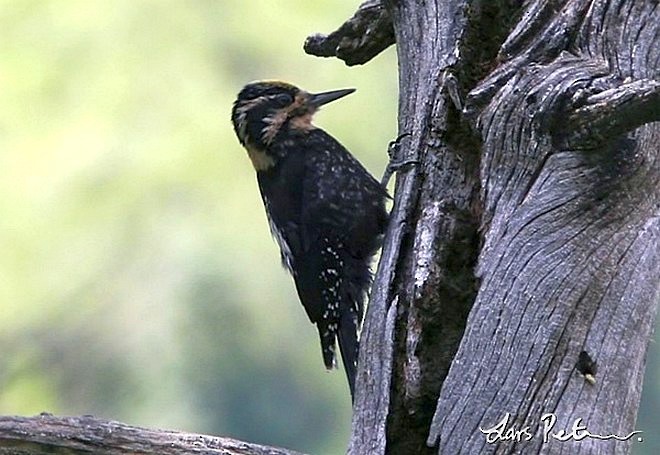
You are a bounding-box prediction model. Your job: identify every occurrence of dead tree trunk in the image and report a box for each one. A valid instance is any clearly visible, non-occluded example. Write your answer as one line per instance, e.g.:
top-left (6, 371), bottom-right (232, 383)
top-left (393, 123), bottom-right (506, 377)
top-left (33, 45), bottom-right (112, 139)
top-left (1, 2), bottom-right (657, 454)
top-left (306, 0), bottom-right (659, 454)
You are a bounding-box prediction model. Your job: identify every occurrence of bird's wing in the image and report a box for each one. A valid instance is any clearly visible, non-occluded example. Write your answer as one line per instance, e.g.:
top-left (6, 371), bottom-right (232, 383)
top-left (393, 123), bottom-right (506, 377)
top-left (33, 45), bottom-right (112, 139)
top-left (262, 196), bottom-right (299, 274)
top-left (300, 130), bottom-right (385, 244)
top-left (293, 130), bottom-right (383, 323)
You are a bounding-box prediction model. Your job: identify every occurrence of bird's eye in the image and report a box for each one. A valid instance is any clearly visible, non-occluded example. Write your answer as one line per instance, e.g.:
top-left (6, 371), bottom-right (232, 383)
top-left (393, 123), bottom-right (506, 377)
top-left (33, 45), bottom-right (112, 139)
top-left (273, 93), bottom-right (294, 107)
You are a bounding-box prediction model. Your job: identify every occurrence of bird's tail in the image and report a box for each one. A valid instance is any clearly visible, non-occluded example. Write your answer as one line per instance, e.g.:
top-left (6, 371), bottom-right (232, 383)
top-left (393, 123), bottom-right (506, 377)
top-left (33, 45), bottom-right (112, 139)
top-left (337, 308), bottom-right (360, 400)
top-left (318, 321), bottom-right (338, 371)
top-left (338, 253), bottom-right (371, 401)
top-left (311, 243), bottom-right (371, 401)
top-left (317, 301), bottom-right (360, 401)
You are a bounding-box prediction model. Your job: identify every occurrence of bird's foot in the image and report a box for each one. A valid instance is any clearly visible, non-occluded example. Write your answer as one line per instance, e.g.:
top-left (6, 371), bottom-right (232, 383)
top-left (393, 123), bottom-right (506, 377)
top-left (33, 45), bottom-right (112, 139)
top-left (381, 132), bottom-right (416, 187)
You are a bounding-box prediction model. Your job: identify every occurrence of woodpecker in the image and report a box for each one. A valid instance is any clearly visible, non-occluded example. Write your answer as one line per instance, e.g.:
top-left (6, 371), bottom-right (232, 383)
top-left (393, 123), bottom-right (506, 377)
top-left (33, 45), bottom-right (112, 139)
top-left (231, 81), bottom-right (388, 399)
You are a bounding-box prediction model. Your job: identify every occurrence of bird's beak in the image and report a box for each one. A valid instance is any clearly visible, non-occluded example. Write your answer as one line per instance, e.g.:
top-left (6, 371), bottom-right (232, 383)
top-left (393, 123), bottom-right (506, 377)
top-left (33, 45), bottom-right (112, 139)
top-left (309, 88), bottom-right (356, 107)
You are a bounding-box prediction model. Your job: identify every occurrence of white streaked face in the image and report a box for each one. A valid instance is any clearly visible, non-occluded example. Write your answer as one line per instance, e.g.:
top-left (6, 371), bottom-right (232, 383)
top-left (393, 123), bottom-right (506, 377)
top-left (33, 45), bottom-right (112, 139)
top-left (231, 81), bottom-right (303, 147)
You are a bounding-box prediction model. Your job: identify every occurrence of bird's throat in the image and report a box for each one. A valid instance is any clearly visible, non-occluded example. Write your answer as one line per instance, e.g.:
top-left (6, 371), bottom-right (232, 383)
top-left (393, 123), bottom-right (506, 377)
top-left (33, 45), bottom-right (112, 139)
top-left (246, 143), bottom-right (276, 171)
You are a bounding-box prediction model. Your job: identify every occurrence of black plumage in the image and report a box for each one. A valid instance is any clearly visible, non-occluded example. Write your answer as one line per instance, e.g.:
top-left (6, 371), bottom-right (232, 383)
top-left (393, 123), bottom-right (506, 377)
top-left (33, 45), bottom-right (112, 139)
top-left (231, 81), bottom-right (388, 399)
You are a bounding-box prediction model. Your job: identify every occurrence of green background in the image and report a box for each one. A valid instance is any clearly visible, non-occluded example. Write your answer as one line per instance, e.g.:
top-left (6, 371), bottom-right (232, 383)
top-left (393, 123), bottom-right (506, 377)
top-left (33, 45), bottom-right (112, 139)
top-left (0, 1), bottom-right (656, 454)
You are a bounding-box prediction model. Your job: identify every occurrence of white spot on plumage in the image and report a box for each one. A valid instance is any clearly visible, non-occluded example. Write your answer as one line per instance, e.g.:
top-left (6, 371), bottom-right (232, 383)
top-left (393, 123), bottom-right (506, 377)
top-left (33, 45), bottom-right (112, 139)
top-left (263, 198), bottom-right (294, 273)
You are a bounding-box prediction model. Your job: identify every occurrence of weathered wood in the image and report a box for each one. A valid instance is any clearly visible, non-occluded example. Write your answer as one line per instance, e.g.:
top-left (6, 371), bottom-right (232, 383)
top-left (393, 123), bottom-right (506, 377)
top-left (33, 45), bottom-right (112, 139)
top-left (308, 0), bottom-right (658, 454)
top-left (303, 0), bottom-right (394, 66)
top-left (347, 0), bottom-right (482, 451)
top-left (0, 414), bottom-right (306, 455)
top-left (559, 78), bottom-right (660, 149)
top-left (429, 0), bottom-right (659, 453)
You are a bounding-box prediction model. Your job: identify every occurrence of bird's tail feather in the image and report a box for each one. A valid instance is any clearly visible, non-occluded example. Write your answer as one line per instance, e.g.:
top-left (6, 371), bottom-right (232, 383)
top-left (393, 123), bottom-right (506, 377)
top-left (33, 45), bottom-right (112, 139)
top-left (318, 321), bottom-right (337, 370)
top-left (337, 309), bottom-right (359, 401)
top-left (337, 254), bottom-right (371, 401)
top-left (314, 249), bottom-right (371, 401)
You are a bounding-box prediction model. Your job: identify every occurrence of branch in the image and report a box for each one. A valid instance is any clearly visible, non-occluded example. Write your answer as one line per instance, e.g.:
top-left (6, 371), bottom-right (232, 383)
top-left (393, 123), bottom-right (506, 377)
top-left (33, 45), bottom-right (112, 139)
top-left (0, 414), bottom-right (306, 455)
top-left (558, 78), bottom-right (660, 149)
top-left (465, 0), bottom-right (592, 119)
top-left (303, 0), bottom-right (394, 66)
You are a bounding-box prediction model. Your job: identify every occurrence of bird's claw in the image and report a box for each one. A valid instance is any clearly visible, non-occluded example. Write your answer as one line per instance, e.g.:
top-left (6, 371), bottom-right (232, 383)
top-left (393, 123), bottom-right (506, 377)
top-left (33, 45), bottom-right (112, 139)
top-left (381, 132), bottom-right (415, 187)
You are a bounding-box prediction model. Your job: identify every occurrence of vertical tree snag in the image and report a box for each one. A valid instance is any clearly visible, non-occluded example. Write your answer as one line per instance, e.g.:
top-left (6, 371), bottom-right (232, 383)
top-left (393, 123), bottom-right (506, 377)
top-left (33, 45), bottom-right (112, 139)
top-left (306, 1), bottom-right (659, 454)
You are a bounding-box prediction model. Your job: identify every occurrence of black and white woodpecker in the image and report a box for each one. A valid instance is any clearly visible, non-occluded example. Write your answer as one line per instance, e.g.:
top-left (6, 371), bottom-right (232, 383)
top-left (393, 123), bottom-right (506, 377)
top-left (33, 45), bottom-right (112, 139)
top-left (231, 81), bottom-right (388, 399)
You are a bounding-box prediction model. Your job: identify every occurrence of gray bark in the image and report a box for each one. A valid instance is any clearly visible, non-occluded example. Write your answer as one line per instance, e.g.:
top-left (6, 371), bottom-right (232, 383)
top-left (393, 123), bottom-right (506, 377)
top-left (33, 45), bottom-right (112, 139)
top-left (1, 1), bottom-right (657, 454)
top-left (307, 0), bottom-right (659, 454)
top-left (0, 414), bottom-right (305, 455)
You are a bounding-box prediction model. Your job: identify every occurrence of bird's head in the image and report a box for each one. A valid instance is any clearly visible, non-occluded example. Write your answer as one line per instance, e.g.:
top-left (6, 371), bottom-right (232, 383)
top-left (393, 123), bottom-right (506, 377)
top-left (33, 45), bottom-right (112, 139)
top-left (231, 81), bottom-right (354, 170)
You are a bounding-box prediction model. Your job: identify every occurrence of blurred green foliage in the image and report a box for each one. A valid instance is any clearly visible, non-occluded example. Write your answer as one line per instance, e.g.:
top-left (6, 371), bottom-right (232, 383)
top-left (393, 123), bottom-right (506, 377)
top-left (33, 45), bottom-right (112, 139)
top-left (0, 1), bottom-right (656, 454)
